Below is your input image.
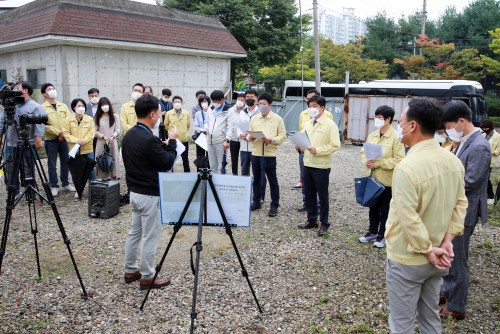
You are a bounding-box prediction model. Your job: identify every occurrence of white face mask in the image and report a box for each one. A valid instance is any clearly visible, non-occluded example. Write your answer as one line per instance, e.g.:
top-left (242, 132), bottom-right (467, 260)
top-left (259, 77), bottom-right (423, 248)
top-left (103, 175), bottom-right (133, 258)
top-left (131, 91), bottom-right (142, 101)
top-left (47, 89), bottom-right (57, 99)
top-left (101, 105), bottom-right (110, 113)
top-left (446, 126), bottom-right (463, 142)
top-left (162, 97), bottom-right (169, 102)
top-left (174, 102), bottom-right (182, 110)
top-left (396, 122), bottom-right (412, 141)
top-left (434, 133), bottom-right (445, 143)
top-left (90, 97), bottom-right (99, 104)
top-left (153, 114), bottom-right (161, 129)
top-left (236, 100), bottom-right (245, 108)
top-left (213, 102), bottom-right (222, 109)
top-left (201, 102), bottom-right (209, 110)
top-left (259, 105), bottom-right (270, 114)
top-left (309, 108), bottom-right (320, 119)
top-left (75, 106), bottom-right (85, 115)
top-left (374, 118), bottom-right (385, 129)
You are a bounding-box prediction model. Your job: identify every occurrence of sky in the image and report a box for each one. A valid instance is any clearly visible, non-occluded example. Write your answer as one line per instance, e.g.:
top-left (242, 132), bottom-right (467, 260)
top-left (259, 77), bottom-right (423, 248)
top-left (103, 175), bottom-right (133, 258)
top-left (3, 0), bottom-right (473, 20)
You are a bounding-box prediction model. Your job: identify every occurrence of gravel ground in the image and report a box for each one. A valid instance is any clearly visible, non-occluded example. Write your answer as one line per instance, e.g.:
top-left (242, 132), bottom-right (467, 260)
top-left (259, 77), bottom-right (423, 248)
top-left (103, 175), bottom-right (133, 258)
top-left (0, 141), bottom-right (498, 333)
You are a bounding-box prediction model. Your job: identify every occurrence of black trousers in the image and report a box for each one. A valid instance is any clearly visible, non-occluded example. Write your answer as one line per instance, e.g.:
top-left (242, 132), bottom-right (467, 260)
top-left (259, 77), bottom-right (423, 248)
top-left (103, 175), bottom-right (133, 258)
top-left (368, 186), bottom-right (392, 237)
top-left (251, 156), bottom-right (278, 208)
top-left (181, 141), bottom-right (190, 172)
top-left (487, 167), bottom-right (494, 199)
top-left (304, 166), bottom-right (330, 226)
top-left (230, 140), bottom-right (240, 175)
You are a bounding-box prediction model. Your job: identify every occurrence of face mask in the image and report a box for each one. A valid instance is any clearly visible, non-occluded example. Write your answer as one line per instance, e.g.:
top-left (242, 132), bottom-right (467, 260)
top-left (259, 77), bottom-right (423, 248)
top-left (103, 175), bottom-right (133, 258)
top-left (434, 133), bottom-right (445, 143)
top-left (201, 102), bottom-right (209, 110)
top-left (213, 102), bottom-right (222, 109)
top-left (47, 90), bottom-right (57, 99)
top-left (246, 99), bottom-right (255, 107)
top-left (236, 100), bottom-right (245, 108)
top-left (101, 105), bottom-right (110, 112)
top-left (153, 115), bottom-right (161, 129)
top-left (396, 122), bottom-right (412, 141)
top-left (174, 102), bottom-right (182, 110)
top-left (90, 97), bottom-right (99, 104)
top-left (446, 123), bottom-right (464, 142)
top-left (259, 105), bottom-right (270, 114)
top-left (374, 118), bottom-right (385, 129)
top-left (75, 106), bottom-right (85, 115)
top-left (309, 108), bottom-right (320, 119)
top-left (131, 91), bottom-right (142, 101)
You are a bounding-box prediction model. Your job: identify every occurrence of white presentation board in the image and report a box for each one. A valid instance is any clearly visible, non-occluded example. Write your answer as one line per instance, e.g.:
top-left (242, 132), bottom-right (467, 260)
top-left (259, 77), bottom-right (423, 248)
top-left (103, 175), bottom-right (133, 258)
top-left (158, 173), bottom-right (252, 227)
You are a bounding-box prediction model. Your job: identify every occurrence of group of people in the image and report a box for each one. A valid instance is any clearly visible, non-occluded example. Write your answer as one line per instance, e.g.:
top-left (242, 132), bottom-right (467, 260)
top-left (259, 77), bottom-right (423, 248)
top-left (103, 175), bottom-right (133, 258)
top-left (2, 81), bottom-right (498, 332)
top-left (356, 97), bottom-right (497, 333)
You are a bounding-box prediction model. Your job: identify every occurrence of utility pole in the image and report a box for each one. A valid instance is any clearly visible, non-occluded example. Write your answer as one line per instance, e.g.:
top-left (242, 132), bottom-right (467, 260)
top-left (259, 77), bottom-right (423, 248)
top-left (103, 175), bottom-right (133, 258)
top-left (420, 0), bottom-right (427, 56)
top-left (313, 0), bottom-right (321, 92)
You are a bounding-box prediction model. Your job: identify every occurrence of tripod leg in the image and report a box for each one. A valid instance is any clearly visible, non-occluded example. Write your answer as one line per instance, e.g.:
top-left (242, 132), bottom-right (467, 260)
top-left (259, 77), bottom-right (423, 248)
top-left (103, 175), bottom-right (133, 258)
top-left (140, 175), bottom-right (203, 311)
top-left (27, 199), bottom-right (42, 278)
top-left (207, 176), bottom-right (263, 313)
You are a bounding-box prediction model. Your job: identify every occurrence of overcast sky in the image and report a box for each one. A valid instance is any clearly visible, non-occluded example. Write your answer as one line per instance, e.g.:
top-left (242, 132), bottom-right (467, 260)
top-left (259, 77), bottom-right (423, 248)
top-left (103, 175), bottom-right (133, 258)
top-left (4, 0), bottom-right (473, 20)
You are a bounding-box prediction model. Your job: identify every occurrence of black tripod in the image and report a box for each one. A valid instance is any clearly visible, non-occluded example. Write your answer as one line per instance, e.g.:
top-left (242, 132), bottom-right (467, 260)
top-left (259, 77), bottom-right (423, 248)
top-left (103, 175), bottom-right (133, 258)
top-left (140, 169), bottom-right (262, 333)
top-left (0, 116), bottom-right (88, 299)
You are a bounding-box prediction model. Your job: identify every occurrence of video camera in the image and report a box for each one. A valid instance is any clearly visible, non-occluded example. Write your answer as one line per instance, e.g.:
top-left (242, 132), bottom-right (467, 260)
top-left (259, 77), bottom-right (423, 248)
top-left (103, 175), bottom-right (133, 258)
top-left (0, 83), bottom-right (48, 124)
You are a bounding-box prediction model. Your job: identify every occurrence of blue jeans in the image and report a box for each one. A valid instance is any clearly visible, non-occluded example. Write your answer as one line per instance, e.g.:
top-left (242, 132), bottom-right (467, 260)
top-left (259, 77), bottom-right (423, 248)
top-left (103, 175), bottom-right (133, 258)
top-left (251, 156), bottom-right (278, 208)
top-left (4, 146), bottom-right (36, 194)
top-left (44, 140), bottom-right (70, 188)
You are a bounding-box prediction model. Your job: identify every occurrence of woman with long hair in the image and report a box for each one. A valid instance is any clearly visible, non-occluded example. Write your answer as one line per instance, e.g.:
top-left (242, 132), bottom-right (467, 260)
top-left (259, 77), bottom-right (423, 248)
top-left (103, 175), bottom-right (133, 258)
top-left (94, 97), bottom-right (121, 179)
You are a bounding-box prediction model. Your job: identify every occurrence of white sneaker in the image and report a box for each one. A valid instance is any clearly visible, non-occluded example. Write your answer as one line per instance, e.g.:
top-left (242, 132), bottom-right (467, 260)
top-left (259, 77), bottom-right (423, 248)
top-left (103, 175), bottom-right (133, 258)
top-left (61, 184), bottom-right (76, 192)
top-left (358, 233), bottom-right (377, 243)
top-left (74, 192), bottom-right (80, 200)
top-left (487, 199), bottom-right (494, 205)
top-left (51, 187), bottom-right (59, 197)
top-left (374, 237), bottom-right (386, 248)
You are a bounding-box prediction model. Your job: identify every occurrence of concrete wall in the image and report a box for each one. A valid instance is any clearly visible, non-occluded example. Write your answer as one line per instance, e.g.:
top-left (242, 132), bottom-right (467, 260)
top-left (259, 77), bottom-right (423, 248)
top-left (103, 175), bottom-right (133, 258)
top-left (0, 45), bottom-right (231, 114)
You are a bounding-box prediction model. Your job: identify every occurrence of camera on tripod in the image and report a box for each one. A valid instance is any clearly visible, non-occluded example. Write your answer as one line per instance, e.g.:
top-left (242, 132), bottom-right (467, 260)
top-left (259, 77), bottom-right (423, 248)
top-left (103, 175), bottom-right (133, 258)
top-left (0, 82), bottom-right (24, 110)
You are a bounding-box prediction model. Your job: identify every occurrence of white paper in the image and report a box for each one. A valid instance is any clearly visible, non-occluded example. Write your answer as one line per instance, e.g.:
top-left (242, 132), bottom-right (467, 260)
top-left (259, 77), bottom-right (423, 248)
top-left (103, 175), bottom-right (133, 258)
top-left (289, 131), bottom-right (311, 149)
top-left (195, 133), bottom-right (208, 151)
top-left (247, 131), bottom-right (265, 140)
top-left (158, 173), bottom-right (252, 227)
top-left (363, 143), bottom-right (383, 160)
top-left (68, 143), bottom-right (80, 158)
top-left (173, 139), bottom-right (185, 165)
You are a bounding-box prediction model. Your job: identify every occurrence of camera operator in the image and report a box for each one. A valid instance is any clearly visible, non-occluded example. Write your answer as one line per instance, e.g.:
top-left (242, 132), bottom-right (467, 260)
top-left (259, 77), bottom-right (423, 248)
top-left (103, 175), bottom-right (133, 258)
top-left (0, 81), bottom-right (46, 195)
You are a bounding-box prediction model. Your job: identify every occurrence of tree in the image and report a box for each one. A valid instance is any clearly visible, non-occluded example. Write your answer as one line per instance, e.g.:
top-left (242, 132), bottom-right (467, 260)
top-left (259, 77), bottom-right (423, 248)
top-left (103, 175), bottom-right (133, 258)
top-left (481, 28), bottom-right (500, 77)
top-left (161, 0), bottom-right (307, 79)
top-left (449, 48), bottom-right (485, 81)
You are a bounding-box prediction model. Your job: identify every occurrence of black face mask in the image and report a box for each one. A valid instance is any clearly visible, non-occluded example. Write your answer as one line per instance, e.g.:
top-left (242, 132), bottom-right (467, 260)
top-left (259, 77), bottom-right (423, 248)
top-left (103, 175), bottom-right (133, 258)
top-left (246, 99), bottom-right (255, 107)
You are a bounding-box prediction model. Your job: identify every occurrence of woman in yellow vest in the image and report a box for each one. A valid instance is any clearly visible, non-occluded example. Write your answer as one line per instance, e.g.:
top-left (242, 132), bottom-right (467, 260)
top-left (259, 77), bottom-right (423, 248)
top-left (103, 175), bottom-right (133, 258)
top-left (359, 106), bottom-right (405, 248)
top-left (164, 95), bottom-right (191, 172)
top-left (62, 98), bottom-right (96, 199)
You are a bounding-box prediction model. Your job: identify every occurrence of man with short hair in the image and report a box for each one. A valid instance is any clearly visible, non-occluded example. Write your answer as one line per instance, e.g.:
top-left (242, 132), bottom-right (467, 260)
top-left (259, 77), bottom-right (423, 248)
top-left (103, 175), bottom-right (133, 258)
top-left (0, 81), bottom-right (46, 195)
top-left (248, 92), bottom-right (286, 217)
top-left (192, 90), bottom-right (206, 120)
top-left (120, 83), bottom-right (144, 133)
top-left (238, 89), bottom-right (260, 176)
top-left (296, 89), bottom-right (334, 212)
top-left (203, 90), bottom-right (234, 174)
top-left (159, 88), bottom-right (173, 120)
top-left (440, 100), bottom-right (491, 320)
top-left (297, 95), bottom-right (340, 236)
top-left (122, 94), bottom-right (178, 290)
top-left (385, 97), bottom-right (467, 333)
top-left (41, 83), bottom-right (75, 197)
top-left (227, 93), bottom-right (245, 175)
top-left (85, 87), bottom-right (100, 117)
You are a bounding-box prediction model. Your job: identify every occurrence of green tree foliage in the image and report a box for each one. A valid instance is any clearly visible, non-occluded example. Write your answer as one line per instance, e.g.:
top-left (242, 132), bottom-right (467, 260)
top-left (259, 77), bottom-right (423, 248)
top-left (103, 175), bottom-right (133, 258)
top-left (481, 28), bottom-right (500, 77)
top-left (160, 0), bottom-right (307, 78)
top-left (449, 48), bottom-right (485, 81)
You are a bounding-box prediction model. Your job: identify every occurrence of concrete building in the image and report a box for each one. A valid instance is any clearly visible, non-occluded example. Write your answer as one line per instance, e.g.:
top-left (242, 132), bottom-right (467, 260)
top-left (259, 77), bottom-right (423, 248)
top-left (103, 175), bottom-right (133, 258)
top-left (319, 8), bottom-right (366, 45)
top-left (0, 0), bottom-right (246, 110)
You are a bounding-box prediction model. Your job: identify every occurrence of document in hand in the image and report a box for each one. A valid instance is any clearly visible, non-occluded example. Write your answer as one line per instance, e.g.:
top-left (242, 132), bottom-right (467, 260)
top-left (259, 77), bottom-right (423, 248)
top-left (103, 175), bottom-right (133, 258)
top-left (195, 133), bottom-right (208, 151)
top-left (172, 139), bottom-right (186, 167)
top-left (247, 131), bottom-right (266, 140)
top-left (363, 143), bottom-right (383, 160)
top-left (68, 143), bottom-right (81, 158)
top-left (289, 130), bottom-right (311, 149)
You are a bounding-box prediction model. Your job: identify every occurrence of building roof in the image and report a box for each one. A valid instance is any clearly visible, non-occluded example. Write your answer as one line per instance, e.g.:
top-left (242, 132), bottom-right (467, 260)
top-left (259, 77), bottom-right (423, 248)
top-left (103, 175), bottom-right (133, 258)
top-left (0, 0), bottom-right (246, 58)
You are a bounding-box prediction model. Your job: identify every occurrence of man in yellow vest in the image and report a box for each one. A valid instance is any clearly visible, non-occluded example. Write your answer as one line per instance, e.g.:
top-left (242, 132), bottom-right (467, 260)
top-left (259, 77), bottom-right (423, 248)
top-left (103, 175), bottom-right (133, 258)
top-left (121, 83), bottom-right (144, 133)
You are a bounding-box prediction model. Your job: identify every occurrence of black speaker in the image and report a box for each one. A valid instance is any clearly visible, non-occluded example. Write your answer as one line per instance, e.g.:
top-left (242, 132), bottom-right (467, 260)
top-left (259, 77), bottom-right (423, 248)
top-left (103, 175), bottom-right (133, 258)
top-left (88, 179), bottom-right (120, 218)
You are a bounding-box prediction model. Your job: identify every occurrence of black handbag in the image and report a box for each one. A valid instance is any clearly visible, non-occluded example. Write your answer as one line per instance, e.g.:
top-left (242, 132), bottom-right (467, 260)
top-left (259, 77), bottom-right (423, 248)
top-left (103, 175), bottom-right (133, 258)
top-left (194, 154), bottom-right (210, 169)
top-left (96, 143), bottom-right (115, 173)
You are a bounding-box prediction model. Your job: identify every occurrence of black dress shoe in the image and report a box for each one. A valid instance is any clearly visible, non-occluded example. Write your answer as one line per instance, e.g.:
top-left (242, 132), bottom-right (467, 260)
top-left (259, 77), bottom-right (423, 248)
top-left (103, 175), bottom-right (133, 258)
top-left (297, 203), bottom-right (307, 212)
top-left (251, 202), bottom-right (262, 211)
top-left (298, 221), bottom-right (319, 229)
top-left (268, 206), bottom-right (278, 217)
top-left (318, 224), bottom-right (329, 236)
